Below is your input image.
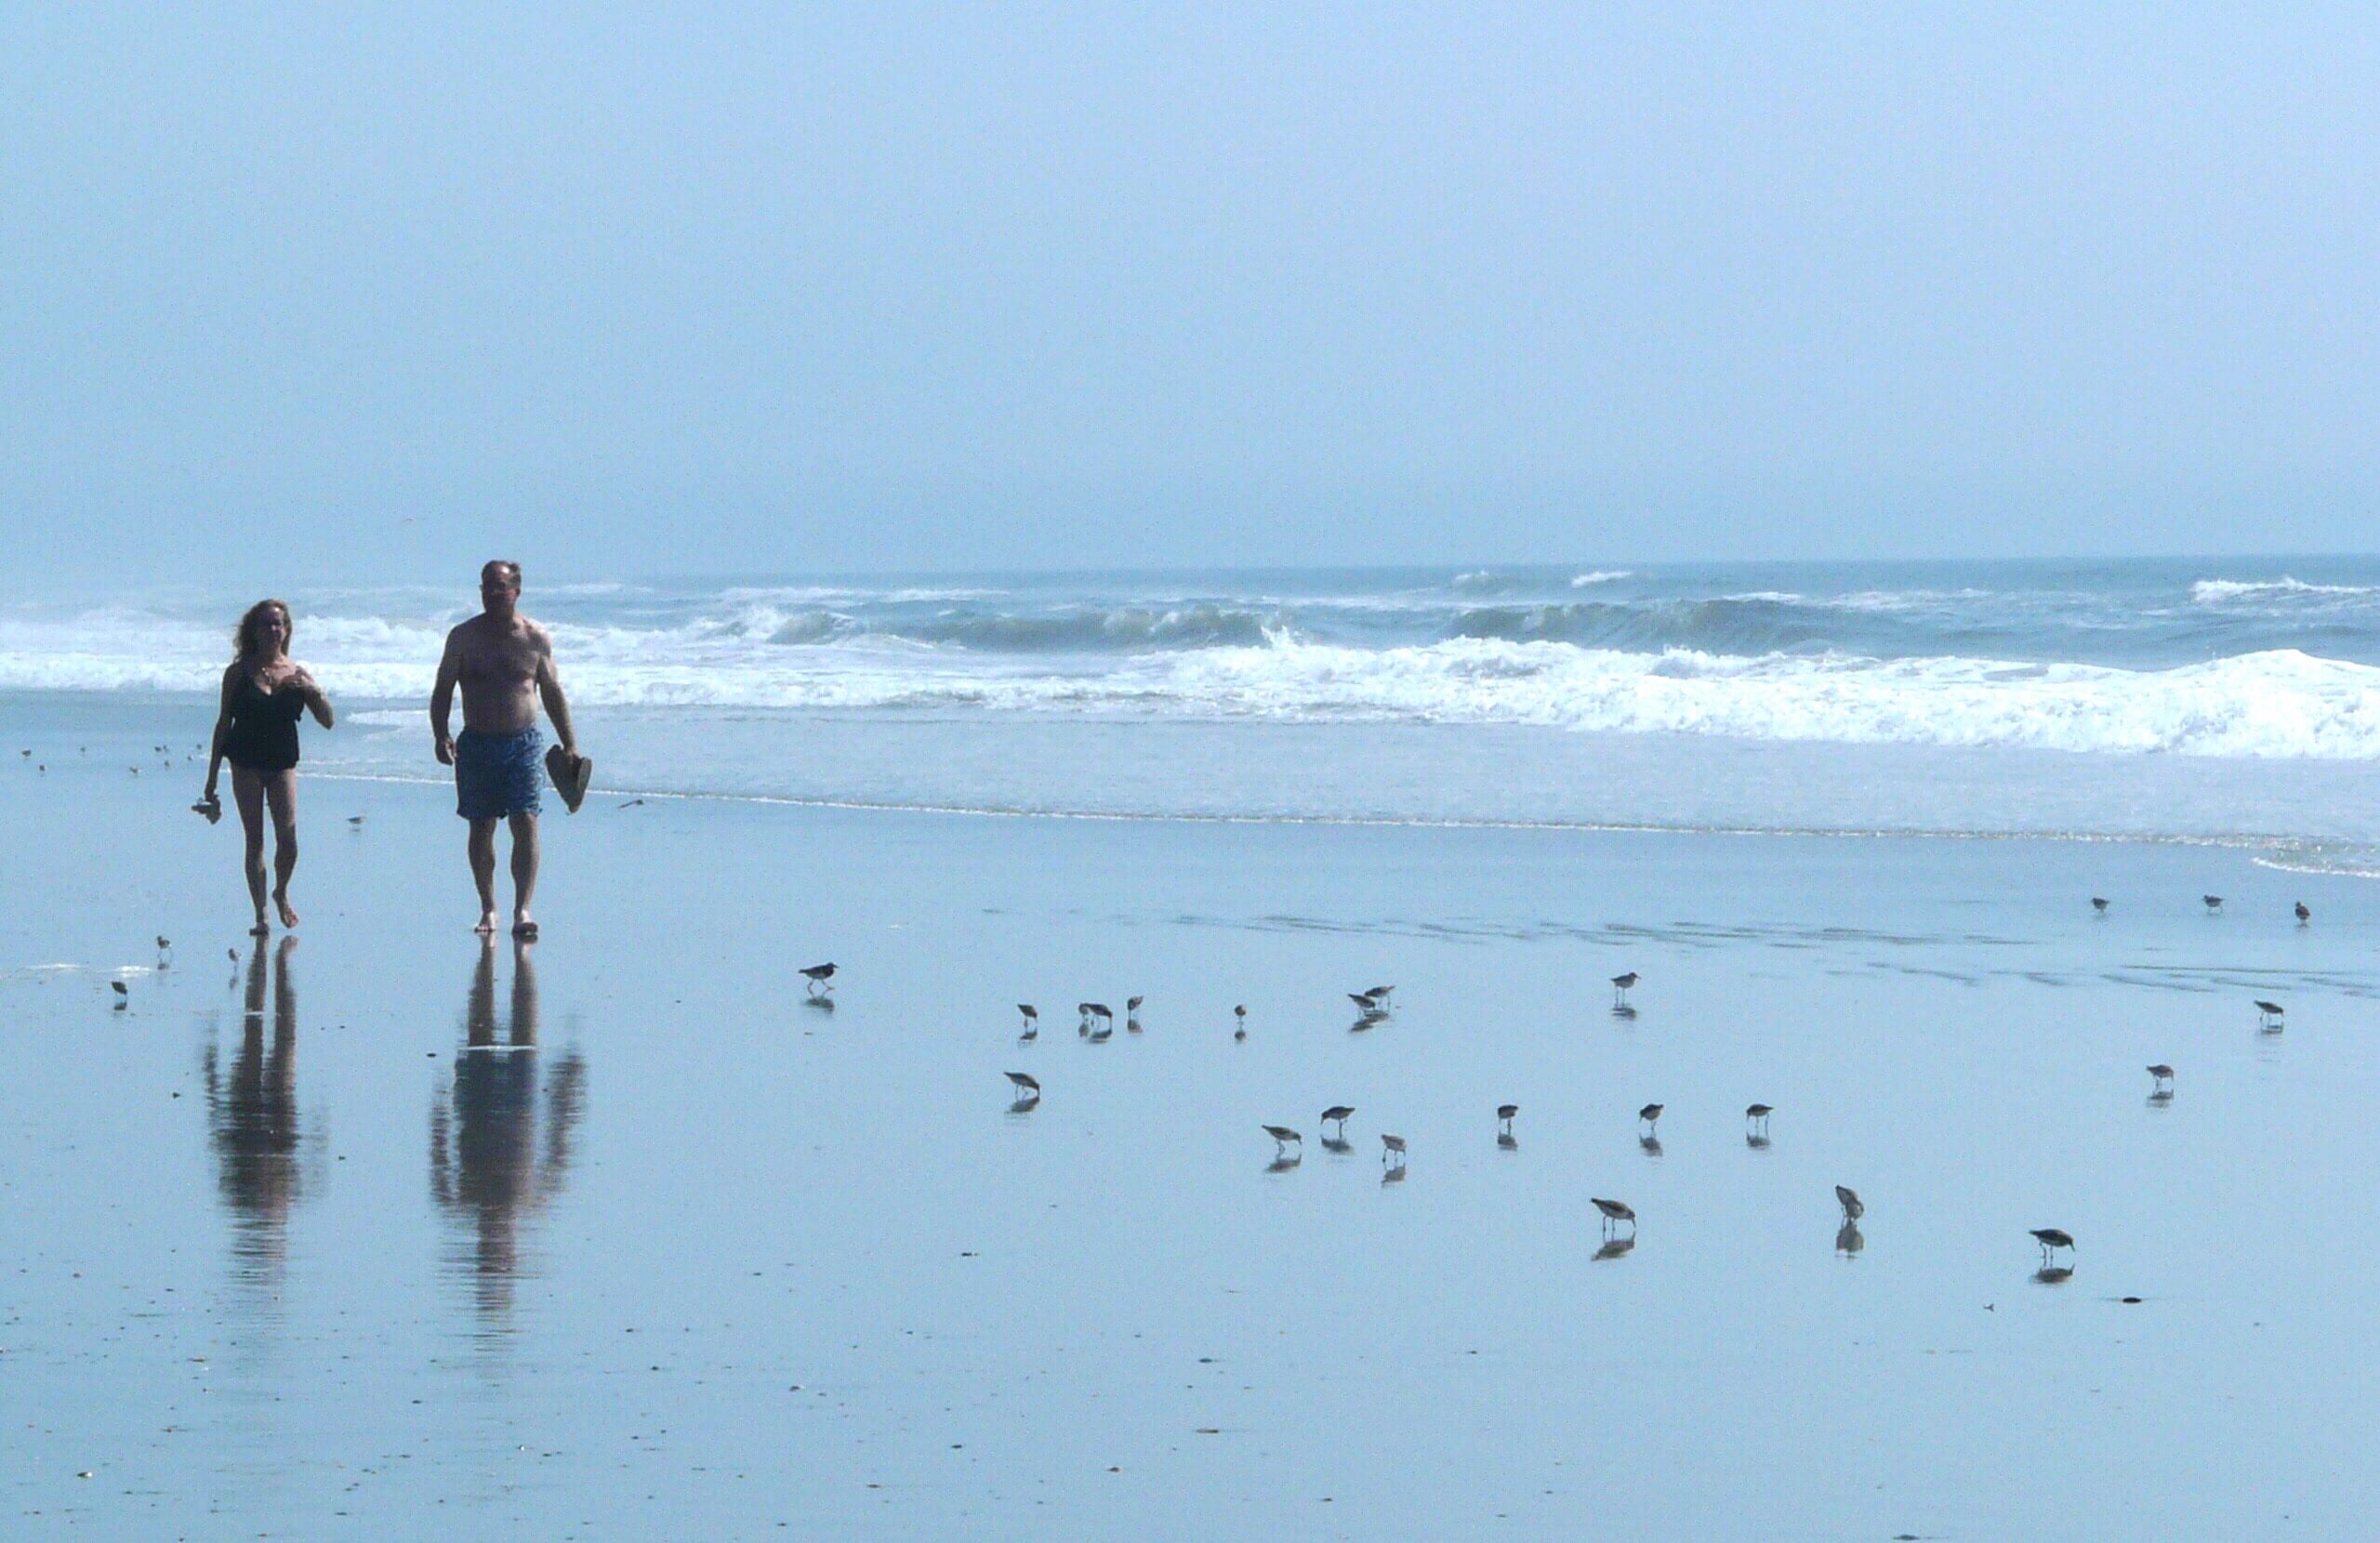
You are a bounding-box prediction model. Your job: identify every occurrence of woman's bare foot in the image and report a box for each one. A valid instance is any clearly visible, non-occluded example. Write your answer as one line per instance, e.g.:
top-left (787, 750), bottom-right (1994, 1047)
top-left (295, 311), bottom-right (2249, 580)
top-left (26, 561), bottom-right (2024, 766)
top-left (274, 891), bottom-right (299, 929)
top-left (511, 910), bottom-right (538, 942)
top-left (474, 911), bottom-right (497, 936)
top-left (250, 919), bottom-right (271, 937)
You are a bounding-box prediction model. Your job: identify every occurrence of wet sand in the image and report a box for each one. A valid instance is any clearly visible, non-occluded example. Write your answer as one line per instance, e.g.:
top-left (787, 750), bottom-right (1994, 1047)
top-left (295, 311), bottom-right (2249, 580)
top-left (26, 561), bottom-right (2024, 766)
top-left (6, 706), bottom-right (2379, 1538)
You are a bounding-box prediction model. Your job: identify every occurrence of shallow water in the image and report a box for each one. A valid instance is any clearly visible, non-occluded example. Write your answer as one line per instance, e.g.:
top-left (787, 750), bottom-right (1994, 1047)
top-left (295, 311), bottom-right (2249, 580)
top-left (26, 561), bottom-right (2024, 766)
top-left (5, 706), bottom-right (2378, 1538)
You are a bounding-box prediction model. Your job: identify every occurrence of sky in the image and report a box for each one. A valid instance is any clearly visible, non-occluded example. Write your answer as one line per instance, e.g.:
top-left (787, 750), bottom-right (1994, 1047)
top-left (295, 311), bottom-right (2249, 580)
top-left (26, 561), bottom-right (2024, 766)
top-left (3, 4), bottom-right (2376, 585)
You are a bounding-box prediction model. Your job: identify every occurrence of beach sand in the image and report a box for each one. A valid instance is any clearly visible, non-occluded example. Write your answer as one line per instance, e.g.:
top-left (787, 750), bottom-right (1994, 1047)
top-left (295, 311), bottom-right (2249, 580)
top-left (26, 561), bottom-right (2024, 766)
top-left (6, 700), bottom-right (2379, 1539)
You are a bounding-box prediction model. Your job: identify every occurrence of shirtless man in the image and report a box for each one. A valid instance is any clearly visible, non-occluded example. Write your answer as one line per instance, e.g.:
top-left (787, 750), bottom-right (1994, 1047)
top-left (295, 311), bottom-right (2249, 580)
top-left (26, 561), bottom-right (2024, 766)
top-left (431, 561), bottom-right (584, 939)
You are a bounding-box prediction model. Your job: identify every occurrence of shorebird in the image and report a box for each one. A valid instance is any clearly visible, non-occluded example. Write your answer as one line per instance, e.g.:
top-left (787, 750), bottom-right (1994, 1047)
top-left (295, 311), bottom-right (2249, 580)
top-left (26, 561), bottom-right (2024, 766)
top-left (1233, 1004), bottom-right (1247, 1040)
top-left (1497, 1103), bottom-right (1518, 1135)
top-left (2202, 895), bottom-right (2223, 913)
top-left (226, 947), bottom-right (238, 965)
top-left (347, 813), bottom-right (365, 825)
top-left (1611, 971), bottom-right (1639, 1007)
top-left (2254, 999), bottom-right (2285, 1028)
top-left (155, 935), bottom-right (170, 952)
top-left (1018, 1004), bottom-right (1038, 1030)
top-left (1004, 1071), bottom-right (1040, 1097)
top-left (1835, 1184), bottom-right (1863, 1221)
top-left (2030, 1228), bottom-right (2075, 1262)
top-left (1637, 1102), bottom-right (1664, 1131)
top-left (800, 963), bottom-right (837, 995)
top-left (1126, 995), bottom-right (1144, 1018)
top-left (1380, 1133), bottom-right (1407, 1165)
top-left (2296, 901), bottom-right (2312, 923)
top-left (1361, 985), bottom-right (1395, 1008)
top-left (1347, 992), bottom-right (1387, 1019)
top-left (1087, 1002), bottom-right (1114, 1032)
top-left (2091, 896), bottom-right (2109, 914)
top-left (1263, 1125), bottom-right (1302, 1154)
top-left (1320, 1105), bottom-right (1355, 1138)
top-left (1592, 1197), bottom-right (1635, 1236)
top-left (2148, 1063), bottom-right (2175, 1091)
top-left (1745, 1102), bottom-right (1773, 1132)
top-left (110, 980), bottom-right (128, 1001)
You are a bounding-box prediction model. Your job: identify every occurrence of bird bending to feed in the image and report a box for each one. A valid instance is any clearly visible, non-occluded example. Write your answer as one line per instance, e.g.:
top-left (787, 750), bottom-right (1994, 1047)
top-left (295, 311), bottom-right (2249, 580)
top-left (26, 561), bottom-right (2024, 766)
top-left (110, 980), bottom-right (128, 998)
top-left (1018, 1004), bottom-right (1038, 1028)
top-left (1835, 1185), bottom-right (1863, 1220)
top-left (1745, 1102), bottom-right (1773, 1128)
top-left (2030, 1228), bottom-right (2075, 1259)
top-left (1320, 1105), bottom-right (1355, 1136)
top-left (800, 963), bottom-right (837, 994)
top-left (1637, 1102), bottom-right (1663, 1129)
top-left (2295, 901), bottom-right (2311, 923)
top-left (1004, 1072), bottom-right (1040, 1096)
top-left (1380, 1133), bottom-right (1407, 1164)
top-left (1087, 1002), bottom-right (1114, 1028)
top-left (1611, 971), bottom-right (1639, 1005)
top-left (1126, 995), bottom-right (1144, 1015)
top-left (2203, 895), bottom-right (2223, 912)
top-left (2254, 999), bottom-right (2284, 1027)
top-left (1364, 985), bottom-right (1395, 1005)
top-left (1497, 1103), bottom-right (1518, 1133)
top-left (2148, 1063), bottom-right (2175, 1090)
top-left (1592, 1197), bottom-right (1635, 1235)
top-left (1348, 992), bottom-right (1386, 1017)
top-left (2091, 896), bottom-right (2109, 913)
top-left (1263, 1125), bottom-right (1302, 1152)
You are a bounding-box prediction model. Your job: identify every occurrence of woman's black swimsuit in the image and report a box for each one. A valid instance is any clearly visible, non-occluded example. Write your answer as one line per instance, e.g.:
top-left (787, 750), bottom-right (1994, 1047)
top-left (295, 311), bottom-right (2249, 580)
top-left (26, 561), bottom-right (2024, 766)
top-left (224, 673), bottom-right (306, 773)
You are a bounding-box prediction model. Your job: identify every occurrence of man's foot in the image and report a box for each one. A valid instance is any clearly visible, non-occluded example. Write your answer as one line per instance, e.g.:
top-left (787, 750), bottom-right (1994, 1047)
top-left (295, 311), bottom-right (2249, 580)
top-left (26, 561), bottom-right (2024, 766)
top-left (474, 911), bottom-right (497, 936)
top-left (274, 892), bottom-right (299, 929)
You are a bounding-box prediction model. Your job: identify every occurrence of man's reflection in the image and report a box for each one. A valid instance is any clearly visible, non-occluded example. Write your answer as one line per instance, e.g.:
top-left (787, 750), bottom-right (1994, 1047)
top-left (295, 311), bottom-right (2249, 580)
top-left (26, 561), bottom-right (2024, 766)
top-left (203, 935), bottom-right (309, 1288)
top-left (429, 937), bottom-right (587, 1325)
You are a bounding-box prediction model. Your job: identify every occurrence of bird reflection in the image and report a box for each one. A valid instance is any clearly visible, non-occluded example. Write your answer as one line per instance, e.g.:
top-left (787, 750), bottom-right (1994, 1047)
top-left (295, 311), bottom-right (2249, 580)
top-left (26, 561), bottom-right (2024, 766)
top-left (801, 994), bottom-right (836, 1015)
top-left (1319, 1136), bottom-right (1354, 1155)
top-left (1835, 1221), bottom-right (1864, 1257)
top-left (1593, 1236), bottom-right (1634, 1261)
top-left (1497, 1133), bottom-right (1518, 1152)
top-left (2031, 1265), bottom-right (2075, 1286)
top-left (203, 936), bottom-right (311, 1294)
top-left (1638, 1134), bottom-right (1663, 1158)
top-left (1610, 1004), bottom-right (1638, 1022)
top-left (1265, 1154), bottom-right (1302, 1175)
top-left (429, 938), bottom-right (587, 1327)
top-left (1745, 1131), bottom-right (1772, 1151)
top-left (1380, 1162), bottom-right (1407, 1186)
top-left (1007, 1096), bottom-right (1041, 1115)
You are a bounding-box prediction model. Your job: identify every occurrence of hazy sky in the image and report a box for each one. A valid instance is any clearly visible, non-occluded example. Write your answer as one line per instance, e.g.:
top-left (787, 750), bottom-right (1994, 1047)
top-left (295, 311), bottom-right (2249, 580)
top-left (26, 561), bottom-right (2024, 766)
top-left (4, 4), bottom-right (2376, 584)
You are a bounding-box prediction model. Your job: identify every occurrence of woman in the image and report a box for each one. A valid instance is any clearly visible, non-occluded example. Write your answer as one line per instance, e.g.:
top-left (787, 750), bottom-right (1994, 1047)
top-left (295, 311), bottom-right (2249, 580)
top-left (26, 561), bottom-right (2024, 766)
top-left (199, 600), bottom-right (335, 934)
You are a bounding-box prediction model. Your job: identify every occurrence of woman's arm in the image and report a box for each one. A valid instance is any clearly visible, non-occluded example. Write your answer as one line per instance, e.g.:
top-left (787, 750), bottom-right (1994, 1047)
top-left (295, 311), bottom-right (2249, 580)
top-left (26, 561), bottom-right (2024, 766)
top-left (203, 666), bottom-right (237, 798)
top-left (289, 666), bottom-right (335, 728)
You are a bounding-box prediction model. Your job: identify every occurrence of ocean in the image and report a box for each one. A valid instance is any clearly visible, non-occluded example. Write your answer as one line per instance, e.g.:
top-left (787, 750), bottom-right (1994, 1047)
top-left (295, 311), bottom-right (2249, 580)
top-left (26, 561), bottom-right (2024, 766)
top-left (10, 556), bottom-right (2380, 865)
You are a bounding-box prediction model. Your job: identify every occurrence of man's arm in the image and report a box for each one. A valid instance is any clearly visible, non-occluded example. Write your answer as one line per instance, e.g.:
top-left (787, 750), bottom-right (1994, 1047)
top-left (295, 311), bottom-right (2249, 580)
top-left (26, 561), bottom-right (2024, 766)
top-left (533, 626), bottom-right (578, 758)
top-left (430, 628), bottom-right (460, 765)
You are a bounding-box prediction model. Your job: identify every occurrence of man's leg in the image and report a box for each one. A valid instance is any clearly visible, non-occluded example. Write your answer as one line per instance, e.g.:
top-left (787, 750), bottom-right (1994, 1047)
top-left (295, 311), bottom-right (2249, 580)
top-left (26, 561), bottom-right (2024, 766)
top-left (469, 817), bottom-right (500, 935)
top-left (508, 811), bottom-right (540, 937)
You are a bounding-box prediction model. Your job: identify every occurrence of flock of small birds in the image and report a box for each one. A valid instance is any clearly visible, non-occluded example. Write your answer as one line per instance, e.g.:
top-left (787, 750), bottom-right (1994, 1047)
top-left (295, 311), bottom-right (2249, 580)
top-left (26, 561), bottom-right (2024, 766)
top-left (97, 882), bottom-right (2322, 1273)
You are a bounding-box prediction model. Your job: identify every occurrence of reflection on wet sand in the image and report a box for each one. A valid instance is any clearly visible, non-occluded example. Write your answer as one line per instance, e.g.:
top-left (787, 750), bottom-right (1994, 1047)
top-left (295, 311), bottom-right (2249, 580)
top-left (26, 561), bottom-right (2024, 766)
top-left (429, 939), bottom-right (588, 1326)
top-left (1835, 1221), bottom-right (1865, 1257)
top-left (204, 936), bottom-right (311, 1292)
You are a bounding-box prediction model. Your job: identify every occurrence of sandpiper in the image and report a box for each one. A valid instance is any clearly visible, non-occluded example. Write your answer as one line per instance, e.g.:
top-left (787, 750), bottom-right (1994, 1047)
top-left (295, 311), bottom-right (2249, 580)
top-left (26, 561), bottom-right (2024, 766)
top-left (2202, 895), bottom-right (2223, 913)
top-left (1835, 1184), bottom-right (1863, 1221)
top-left (1004, 1071), bottom-right (1040, 1097)
top-left (1348, 992), bottom-right (1386, 1018)
top-left (1233, 1004), bottom-right (1247, 1040)
top-left (1263, 1125), bottom-right (1302, 1154)
top-left (1611, 971), bottom-right (1639, 1007)
top-left (1361, 985), bottom-right (1395, 1008)
top-left (1018, 1004), bottom-right (1038, 1031)
top-left (2030, 1228), bottom-right (2075, 1262)
top-left (2148, 1063), bottom-right (2175, 1091)
top-left (1127, 995), bottom-right (1144, 1017)
top-left (1321, 1105), bottom-right (1355, 1138)
top-left (1592, 1197), bottom-right (1635, 1236)
top-left (1380, 1133), bottom-right (1407, 1165)
top-left (2295, 901), bottom-right (2312, 923)
top-left (2091, 896), bottom-right (2109, 913)
top-left (2254, 999), bottom-right (2284, 1028)
top-left (1637, 1102), bottom-right (1663, 1131)
top-left (1087, 1002), bottom-right (1114, 1030)
top-left (800, 963), bottom-right (837, 995)
top-left (1745, 1102), bottom-right (1773, 1132)
top-left (1497, 1102), bottom-right (1518, 1135)
top-left (110, 980), bottom-right (128, 1002)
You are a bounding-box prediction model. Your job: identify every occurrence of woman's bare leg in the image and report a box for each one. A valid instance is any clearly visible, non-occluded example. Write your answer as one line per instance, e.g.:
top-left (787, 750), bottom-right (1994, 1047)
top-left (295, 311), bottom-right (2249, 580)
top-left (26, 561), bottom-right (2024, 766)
top-left (264, 771), bottom-right (300, 927)
top-left (231, 767), bottom-right (270, 934)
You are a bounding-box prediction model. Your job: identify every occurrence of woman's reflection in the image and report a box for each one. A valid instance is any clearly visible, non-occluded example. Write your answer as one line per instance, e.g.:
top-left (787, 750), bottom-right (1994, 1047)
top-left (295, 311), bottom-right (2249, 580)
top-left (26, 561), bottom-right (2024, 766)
top-left (429, 937), bottom-right (587, 1325)
top-left (203, 936), bottom-right (311, 1291)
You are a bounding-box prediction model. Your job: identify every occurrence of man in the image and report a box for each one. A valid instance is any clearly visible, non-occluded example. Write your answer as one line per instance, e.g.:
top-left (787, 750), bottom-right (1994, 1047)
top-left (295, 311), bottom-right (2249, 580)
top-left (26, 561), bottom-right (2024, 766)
top-left (431, 561), bottom-right (585, 939)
